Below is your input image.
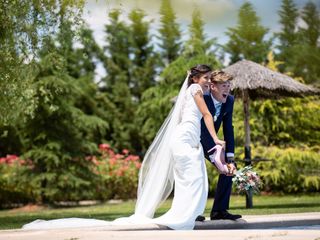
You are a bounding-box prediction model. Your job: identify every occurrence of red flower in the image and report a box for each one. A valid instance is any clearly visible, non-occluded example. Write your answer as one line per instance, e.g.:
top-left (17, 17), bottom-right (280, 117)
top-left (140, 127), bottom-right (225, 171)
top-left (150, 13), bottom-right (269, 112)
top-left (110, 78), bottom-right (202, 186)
top-left (121, 166), bottom-right (129, 171)
top-left (0, 158), bottom-right (6, 164)
top-left (115, 154), bottom-right (123, 159)
top-left (122, 149), bottom-right (129, 155)
top-left (6, 155), bottom-right (18, 160)
top-left (19, 160), bottom-right (26, 165)
top-left (99, 143), bottom-right (110, 151)
top-left (116, 169), bottom-right (124, 176)
top-left (135, 162), bottom-right (142, 169)
top-left (0, 154), bottom-right (19, 164)
top-left (109, 158), bottom-right (117, 166)
top-left (92, 159), bottom-right (99, 166)
top-left (108, 149), bottom-right (115, 157)
top-left (125, 155), bottom-right (139, 162)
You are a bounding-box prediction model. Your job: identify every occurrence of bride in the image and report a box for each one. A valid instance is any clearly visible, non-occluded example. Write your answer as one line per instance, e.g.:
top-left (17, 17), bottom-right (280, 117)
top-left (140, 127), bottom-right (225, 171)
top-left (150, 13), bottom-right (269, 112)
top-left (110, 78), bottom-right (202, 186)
top-left (23, 64), bottom-right (226, 230)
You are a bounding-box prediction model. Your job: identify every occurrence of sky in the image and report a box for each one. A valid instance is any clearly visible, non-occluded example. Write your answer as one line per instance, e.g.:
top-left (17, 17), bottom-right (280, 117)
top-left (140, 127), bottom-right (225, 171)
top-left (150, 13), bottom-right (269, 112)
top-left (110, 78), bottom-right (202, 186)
top-left (83, 0), bottom-right (320, 77)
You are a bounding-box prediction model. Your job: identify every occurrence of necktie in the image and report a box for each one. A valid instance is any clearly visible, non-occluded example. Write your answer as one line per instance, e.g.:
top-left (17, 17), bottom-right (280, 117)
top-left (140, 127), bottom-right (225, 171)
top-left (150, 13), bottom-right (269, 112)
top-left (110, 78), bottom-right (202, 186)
top-left (211, 95), bottom-right (222, 122)
top-left (213, 102), bottom-right (222, 122)
top-left (215, 103), bottom-right (222, 118)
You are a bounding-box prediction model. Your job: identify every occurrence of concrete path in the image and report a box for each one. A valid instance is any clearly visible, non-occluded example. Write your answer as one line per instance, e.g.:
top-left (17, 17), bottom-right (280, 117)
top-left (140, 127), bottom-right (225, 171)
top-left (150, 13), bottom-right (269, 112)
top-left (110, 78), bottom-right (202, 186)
top-left (1, 212), bottom-right (320, 240)
top-left (1, 229), bottom-right (320, 240)
top-left (195, 212), bottom-right (320, 229)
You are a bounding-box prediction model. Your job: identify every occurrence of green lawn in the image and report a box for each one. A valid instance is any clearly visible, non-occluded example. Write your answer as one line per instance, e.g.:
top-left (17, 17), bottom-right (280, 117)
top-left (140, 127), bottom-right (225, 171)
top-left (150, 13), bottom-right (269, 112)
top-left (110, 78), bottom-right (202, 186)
top-left (1, 194), bottom-right (319, 230)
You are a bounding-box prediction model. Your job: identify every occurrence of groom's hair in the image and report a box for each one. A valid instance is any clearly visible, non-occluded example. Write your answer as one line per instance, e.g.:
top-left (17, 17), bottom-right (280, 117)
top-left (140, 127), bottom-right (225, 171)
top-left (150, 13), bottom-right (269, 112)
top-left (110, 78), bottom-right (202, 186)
top-left (211, 70), bottom-right (233, 82)
top-left (188, 64), bottom-right (212, 86)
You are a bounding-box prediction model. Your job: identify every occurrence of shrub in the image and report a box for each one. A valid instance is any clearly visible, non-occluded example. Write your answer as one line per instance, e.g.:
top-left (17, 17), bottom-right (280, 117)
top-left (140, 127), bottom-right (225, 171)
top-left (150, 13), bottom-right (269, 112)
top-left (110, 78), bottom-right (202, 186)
top-left (0, 144), bottom-right (141, 206)
top-left (206, 145), bottom-right (320, 195)
top-left (0, 155), bottom-right (32, 206)
top-left (89, 144), bottom-right (141, 200)
top-left (236, 145), bottom-right (320, 193)
top-left (1, 144), bottom-right (318, 206)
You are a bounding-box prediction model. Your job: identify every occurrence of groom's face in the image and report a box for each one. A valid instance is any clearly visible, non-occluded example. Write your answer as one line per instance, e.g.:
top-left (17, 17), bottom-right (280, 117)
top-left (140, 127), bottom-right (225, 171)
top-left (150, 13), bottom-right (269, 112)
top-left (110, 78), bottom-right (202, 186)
top-left (210, 81), bottom-right (231, 103)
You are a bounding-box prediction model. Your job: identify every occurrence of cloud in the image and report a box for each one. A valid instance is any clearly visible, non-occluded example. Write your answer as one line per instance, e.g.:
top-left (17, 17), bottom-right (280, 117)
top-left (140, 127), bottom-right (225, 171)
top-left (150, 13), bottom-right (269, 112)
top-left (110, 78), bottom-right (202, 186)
top-left (82, 0), bottom-right (314, 78)
top-left (87, 0), bottom-right (237, 22)
top-left (83, 0), bottom-right (314, 49)
top-left (83, 0), bottom-right (239, 45)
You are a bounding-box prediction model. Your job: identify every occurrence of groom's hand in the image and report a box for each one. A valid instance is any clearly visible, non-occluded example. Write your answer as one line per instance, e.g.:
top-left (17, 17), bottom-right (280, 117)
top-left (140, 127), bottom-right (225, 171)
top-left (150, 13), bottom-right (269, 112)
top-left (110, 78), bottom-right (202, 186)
top-left (227, 156), bottom-right (237, 176)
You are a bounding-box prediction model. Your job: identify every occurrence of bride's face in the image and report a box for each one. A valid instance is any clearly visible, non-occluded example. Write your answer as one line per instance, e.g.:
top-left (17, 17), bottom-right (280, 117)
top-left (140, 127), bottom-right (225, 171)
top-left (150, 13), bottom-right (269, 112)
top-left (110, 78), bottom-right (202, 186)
top-left (194, 73), bottom-right (211, 93)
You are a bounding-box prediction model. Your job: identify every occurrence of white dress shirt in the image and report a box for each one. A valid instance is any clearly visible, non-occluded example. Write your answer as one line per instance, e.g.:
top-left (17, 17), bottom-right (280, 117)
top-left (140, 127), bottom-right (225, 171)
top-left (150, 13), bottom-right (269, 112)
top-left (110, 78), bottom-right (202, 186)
top-left (210, 94), bottom-right (234, 159)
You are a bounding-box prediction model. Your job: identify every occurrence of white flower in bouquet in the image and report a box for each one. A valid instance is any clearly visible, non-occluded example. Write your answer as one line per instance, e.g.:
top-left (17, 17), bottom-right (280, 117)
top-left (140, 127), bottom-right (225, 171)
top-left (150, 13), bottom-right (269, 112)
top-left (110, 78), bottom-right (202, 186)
top-left (232, 165), bottom-right (262, 194)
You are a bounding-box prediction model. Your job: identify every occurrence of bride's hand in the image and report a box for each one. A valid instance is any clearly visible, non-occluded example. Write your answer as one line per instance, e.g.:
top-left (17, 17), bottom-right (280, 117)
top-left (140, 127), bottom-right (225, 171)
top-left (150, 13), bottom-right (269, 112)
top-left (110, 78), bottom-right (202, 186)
top-left (226, 163), bottom-right (236, 176)
top-left (214, 138), bottom-right (226, 149)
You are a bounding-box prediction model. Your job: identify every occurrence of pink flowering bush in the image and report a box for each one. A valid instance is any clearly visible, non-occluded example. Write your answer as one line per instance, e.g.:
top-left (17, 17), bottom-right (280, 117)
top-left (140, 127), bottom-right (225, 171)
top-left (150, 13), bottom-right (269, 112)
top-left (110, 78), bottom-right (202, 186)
top-left (87, 144), bottom-right (141, 200)
top-left (0, 143), bottom-right (141, 205)
top-left (0, 144), bottom-right (141, 206)
top-left (0, 155), bottom-right (33, 206)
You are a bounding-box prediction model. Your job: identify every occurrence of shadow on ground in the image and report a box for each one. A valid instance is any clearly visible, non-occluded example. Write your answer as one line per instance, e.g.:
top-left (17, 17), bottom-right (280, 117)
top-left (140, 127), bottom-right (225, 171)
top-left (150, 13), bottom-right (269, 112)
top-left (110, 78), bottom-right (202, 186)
top-left (230, 202), bottom-right (320, 210)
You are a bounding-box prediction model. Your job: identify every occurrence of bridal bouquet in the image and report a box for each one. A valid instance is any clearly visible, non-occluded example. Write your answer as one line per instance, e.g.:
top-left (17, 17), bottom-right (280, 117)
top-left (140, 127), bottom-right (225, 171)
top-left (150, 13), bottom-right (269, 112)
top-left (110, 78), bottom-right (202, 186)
top-left (232, 165), bottom-right (262, 194)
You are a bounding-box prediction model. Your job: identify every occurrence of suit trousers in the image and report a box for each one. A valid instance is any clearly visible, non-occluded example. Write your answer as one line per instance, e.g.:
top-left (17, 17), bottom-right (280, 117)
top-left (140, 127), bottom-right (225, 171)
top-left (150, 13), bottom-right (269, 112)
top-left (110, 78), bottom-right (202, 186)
top-left (211, 174), bottom-right (233, 213)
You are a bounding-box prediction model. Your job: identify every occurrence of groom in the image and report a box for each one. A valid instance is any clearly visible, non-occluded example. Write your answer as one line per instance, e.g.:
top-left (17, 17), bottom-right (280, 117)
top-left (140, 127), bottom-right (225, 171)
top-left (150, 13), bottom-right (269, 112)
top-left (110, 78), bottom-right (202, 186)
top-left (197, 70), bottom-right (242, 221)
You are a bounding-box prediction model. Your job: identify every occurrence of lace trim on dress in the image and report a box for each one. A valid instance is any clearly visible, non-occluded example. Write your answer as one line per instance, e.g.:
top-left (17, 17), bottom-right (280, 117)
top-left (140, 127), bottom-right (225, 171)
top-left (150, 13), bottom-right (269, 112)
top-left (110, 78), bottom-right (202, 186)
top-left (189, 84), bottom-right (203, 97)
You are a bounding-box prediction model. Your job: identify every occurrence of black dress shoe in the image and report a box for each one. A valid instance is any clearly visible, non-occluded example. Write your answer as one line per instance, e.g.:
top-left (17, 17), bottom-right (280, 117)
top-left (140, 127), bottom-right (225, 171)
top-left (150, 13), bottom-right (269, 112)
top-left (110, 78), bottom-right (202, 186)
top-left (210, 211), bottom-right (242, 220)
top-left (195, 215), bottom-right (206, 221)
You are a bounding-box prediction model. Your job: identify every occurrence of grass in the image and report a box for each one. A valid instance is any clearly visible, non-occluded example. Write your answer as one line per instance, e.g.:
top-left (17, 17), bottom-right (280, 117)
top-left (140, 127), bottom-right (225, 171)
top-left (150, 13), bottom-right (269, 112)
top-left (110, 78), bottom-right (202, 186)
top-left (0, 194), bottom-right (320, 230)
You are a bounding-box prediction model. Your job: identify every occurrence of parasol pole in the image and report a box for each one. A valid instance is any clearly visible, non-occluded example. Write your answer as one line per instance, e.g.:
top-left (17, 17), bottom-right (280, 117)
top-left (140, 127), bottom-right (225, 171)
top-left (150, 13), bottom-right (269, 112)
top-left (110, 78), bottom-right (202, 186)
top-left (242, 89), bottom-right (253, 208)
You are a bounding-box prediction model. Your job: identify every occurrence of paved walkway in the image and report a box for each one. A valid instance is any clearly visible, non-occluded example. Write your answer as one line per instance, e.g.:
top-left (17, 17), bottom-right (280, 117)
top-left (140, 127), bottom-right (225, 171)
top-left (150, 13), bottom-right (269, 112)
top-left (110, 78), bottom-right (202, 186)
top-left (195, 212), bottom-right (320, 230)
top-left (1, 212), bottom-right (320, 240)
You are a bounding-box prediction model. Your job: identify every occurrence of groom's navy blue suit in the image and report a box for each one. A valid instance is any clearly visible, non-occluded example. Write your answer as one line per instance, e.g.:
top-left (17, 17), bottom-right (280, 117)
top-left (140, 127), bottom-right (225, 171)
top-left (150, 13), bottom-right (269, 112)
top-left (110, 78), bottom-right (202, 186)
top-left (200, 94), bottom-right (235, 213)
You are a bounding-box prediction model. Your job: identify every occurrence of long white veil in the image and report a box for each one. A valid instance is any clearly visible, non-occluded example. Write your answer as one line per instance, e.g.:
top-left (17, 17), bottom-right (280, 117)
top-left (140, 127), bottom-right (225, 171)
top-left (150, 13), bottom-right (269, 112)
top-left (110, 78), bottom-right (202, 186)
top-left (134, 75), bottom-right (189, 218)
top-left (21, 75), bottom-right (190, 230)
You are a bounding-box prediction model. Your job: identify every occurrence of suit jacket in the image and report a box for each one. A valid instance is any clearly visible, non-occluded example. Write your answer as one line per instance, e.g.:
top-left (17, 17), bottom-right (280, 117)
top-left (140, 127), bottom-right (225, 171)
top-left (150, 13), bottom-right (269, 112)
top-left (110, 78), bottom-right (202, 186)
top-left (200, 94), bottom-right (235, 160)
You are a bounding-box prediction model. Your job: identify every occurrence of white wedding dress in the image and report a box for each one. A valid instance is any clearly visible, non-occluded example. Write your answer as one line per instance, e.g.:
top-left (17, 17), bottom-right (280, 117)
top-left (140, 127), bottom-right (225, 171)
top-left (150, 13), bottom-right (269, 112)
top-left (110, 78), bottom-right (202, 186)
top-left (151, 83), bottom-right (209, 229)
top-left (23, 83), bottom-right (208, 230)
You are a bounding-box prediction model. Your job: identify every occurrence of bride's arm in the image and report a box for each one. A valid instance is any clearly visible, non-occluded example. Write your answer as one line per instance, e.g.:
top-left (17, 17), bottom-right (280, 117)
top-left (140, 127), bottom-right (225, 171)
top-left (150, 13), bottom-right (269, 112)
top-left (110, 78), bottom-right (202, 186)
top-left (193, 90), bottom-right (225, 147)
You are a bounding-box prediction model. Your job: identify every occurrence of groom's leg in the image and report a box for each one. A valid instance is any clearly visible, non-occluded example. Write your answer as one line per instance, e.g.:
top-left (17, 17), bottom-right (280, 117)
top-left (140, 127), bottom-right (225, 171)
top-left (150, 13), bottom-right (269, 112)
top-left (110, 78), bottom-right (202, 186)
top-left (211, 174), bottom-right (232, 213)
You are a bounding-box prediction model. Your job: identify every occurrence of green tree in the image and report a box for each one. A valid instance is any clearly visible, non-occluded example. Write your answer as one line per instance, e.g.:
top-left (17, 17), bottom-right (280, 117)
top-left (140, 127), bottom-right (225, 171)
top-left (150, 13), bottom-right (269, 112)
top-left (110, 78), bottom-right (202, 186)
top-left (52, 20), bottom-right (108, 125)
top-left (158, 0), bottom-right (181, 65)
top-left (54, 20), bottom-right (103, 80)
top-left (184, 7), bottom-right (216, 57)
top-left (101, 9), bottom-right (137, 151)
top-left (102, 9), bottom-right (131, 90)
top-left (73, 26), bottom-right (110, 130)
top-left (21, 52), bottom-right (108, 203)
top-left (1, 13), bottom-right (109, 202)
top-left (76, 26), bottom-right (105, 78)
top-left (54, 20), bottom-right (84, 79)
top-left (129, 9), bottom-right (159, 101)
top-left (0, 0), bottom-right (84, 125)
top-left (292, 1), bottom-right (320, 85)
top-left (276, 0), bottom-right (299, 72)
top-left (225, 2), bottom-right (272, 63)
top-left (278, 0), bottom-right (299, 47)
top-left (136, 7), bottom-right (220, 151)
top-left (300, 2), bottom-right (320, 48)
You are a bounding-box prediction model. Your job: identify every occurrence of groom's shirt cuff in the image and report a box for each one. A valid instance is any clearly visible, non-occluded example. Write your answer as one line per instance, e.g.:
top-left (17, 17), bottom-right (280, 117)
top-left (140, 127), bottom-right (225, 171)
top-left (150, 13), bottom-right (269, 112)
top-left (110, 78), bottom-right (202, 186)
top-left (226, 152), bottom-right (235, 163)
top-left (226, 152), bottom-right (234, 158)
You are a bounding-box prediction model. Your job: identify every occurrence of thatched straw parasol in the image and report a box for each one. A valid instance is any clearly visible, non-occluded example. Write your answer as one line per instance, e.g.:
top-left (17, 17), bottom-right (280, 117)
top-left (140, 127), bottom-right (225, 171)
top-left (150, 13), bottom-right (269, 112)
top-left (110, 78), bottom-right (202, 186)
top-left (225, 59), bottom-right (319, 99)
top-left (223, 59), bottom-right (319, 208)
